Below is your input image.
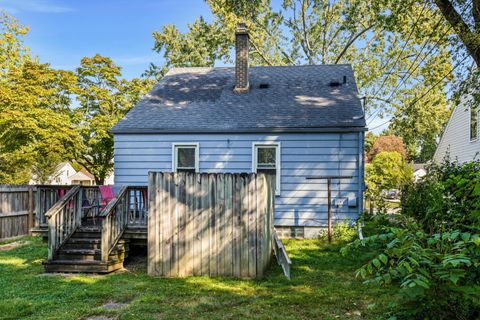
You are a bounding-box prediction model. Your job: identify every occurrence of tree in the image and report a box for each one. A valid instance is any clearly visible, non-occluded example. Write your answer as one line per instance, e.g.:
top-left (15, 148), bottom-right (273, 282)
top-left (0, 12), bottom-right (80, 184)
top-left (433, 0), bottom-right (480, 66)
top-left (365, 151), bottom-right (413, 213)
top-left (147, 0), bottom-right (453, 159)
top-left (367, 135), bottom-right (408, 162)
top-left (74, 54), bottom-right (154, 184)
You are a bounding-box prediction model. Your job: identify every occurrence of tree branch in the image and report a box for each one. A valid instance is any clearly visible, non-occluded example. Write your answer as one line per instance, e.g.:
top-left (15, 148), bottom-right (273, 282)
top-left (334, 23), bottom-right (376, 64)
top-left (434, 0), bottom-right (480, 65)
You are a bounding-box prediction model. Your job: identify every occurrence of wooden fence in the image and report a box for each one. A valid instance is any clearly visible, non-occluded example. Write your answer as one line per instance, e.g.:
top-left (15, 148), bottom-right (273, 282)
top-left (148, 172), bottom-right (275, 278)
top-left (0, 185), bottom-right (35, 240)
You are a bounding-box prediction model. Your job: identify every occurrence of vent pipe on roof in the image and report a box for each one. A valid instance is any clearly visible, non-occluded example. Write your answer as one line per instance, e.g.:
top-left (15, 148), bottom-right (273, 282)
top-left (234, 23), bottom-right (249, 93)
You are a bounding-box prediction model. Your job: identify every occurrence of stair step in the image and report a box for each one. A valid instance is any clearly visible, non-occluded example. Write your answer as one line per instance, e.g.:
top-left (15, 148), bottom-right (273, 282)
top-left (63, 239), bottom-right (129, 250)
top-left (56, 247), bottom-right (129, 262)
top-left (44, 259), bottom-right (124, 273)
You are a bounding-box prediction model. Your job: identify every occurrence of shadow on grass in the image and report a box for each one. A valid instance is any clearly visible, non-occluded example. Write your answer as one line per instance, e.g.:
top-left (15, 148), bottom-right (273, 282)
top-left (0, 236), bottom-right (396, 320)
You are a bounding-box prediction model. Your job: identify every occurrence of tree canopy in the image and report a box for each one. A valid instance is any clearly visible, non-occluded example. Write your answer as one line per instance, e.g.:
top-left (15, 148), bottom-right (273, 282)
top-left (0, 13), bottom-right (153, 184)
top-left (147, 0), bottom-right (456, 160)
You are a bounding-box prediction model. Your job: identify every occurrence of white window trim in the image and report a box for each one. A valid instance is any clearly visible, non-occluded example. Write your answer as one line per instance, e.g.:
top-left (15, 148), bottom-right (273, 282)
top-left (252, 141), bottom-right (281, 196)
top-left (469, 104), bottom-right (479, 142)
top-left (172, 142), bottom-right (199, 172)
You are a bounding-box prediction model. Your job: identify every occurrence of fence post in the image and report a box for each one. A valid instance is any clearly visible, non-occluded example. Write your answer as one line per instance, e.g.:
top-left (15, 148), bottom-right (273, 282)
top-left (28, 186), bottom-right (34, 235)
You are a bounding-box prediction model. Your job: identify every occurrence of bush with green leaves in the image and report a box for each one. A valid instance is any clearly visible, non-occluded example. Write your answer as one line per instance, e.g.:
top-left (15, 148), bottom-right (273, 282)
top-left (342, 223), bottom-right (480, 319)
top-left (402, 159), bottom-right (480, 233)
top-left (365, 151), bottom-right (413, 214)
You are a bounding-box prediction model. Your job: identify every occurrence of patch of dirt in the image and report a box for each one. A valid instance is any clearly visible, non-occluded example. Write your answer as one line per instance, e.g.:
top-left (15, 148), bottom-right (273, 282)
top-left (102, 302), bottom-right (129, 310)
top-left (0, 240), bottom-right (31, 251)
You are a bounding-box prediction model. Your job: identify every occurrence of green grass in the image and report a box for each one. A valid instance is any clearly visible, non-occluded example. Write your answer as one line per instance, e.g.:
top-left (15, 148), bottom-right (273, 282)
top-left (0, 236), bottom-right (396, 320)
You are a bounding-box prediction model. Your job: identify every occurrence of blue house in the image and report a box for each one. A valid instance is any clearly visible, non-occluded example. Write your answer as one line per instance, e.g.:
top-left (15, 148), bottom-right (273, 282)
top-left (112, 25), bottom-right (366, 238)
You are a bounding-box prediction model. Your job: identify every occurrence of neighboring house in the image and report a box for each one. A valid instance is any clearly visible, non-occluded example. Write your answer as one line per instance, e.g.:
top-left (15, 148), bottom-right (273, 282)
top-left (434, 94), bottom-right (480, 163)
top-left (68, 168), bottom-right (96, 186)
top-left (30, 162), bottom-right (76, 185)
top-left (112, 25), bottom-right (366, 237)
top-left (413, 163), bottom-right (426, 182)
top-left (29, 163), bottom-right (114, 186)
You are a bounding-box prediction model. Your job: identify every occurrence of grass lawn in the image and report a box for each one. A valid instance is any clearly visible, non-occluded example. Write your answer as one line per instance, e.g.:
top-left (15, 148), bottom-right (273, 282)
top-left (0, 236), bottom-right (396, 320)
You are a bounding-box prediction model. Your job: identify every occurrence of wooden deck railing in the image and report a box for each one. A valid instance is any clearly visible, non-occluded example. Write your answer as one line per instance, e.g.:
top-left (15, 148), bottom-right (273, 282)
top-left (99, 186), bottom-right (146, 261)
top-left (36, 185), bottom-right (73, 227)
top-left (100, 186), bottom-right (128, 262)
top-left (45, 186), bottom-right (82, 260)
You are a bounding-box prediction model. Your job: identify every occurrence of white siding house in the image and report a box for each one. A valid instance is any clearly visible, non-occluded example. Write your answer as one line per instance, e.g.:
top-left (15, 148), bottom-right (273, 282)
top-left (434, 95), bottom-right (480, 163)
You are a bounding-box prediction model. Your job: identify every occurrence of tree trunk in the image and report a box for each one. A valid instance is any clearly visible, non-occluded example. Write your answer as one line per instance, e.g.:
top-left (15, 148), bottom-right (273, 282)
top-left (434, 0), bottom-right (480, 66)
top-left (95, 177), bottom-right (105, 185)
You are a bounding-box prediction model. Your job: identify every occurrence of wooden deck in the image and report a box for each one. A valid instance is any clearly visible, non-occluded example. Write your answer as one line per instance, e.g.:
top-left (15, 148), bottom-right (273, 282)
top-left (32, 186), bottom-right (148, 240)
top-left (42, 185), bottom-right (148, 273)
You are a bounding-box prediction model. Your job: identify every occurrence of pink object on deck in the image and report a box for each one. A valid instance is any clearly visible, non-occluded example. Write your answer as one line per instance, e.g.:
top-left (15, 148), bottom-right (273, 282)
top-left (99, 185), bottom-right (114, 206)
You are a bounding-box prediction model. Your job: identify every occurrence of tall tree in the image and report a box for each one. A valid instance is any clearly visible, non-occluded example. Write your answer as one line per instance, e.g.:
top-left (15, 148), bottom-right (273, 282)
top-left (0, 13), bottom-right (80, 184)
top-left (147, 0), bottom-right (453, 160)
top-left (74, 54), bottom-right (154, 184)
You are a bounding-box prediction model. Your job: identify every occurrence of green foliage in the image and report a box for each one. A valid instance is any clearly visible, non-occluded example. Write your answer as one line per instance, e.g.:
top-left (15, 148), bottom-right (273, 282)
top-left (365, 151), bottom-right (413, 212)
top-left (347, 160), bottom-right (480, 318)
top-left (74, 54), bottom-right (154, 184)
top-left (342, 225), bottom-right (480, 319)
top-left (402, 159), bottom-right (480, 233)
top-left (149, 0), bottom-right (453, 158)
top-left (0, 59), bottom-right (80, 184)
top-left (0, 13), bottom-right (153, 184)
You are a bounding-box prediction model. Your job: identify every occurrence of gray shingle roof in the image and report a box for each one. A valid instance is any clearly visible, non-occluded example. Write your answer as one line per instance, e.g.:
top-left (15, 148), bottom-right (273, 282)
top-left (112, 65), bottom-right (366, 133)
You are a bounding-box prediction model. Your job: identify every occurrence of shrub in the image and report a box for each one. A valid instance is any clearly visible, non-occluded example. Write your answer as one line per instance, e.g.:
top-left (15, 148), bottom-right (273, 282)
top-left (342, 224), bottom-right (480, 319)
top-left (402, 159), bottom-right (480, 233)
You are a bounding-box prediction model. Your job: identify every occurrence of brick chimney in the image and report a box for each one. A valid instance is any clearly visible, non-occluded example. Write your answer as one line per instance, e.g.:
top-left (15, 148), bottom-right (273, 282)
top-left (234, 23), bottom-right (249, 93)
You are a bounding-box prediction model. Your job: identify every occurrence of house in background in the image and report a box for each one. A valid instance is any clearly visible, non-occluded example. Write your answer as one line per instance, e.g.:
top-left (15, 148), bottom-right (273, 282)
top-left (413, 163), bottom-right (426, 182)
top-left (112, 25), bottom-right (366, 237)
top-left (30, 162), bottom-right (76, 185)
top-left (29, 162), bottom-right (114, 186)
top-left (68, 168), bottom-right (96, 186)
top-left (434, 93), bottom-right (480, 163)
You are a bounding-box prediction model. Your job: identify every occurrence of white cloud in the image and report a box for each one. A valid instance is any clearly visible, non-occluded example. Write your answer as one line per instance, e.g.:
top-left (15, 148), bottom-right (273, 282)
top-left (0, 0), bottom-right (73, 13)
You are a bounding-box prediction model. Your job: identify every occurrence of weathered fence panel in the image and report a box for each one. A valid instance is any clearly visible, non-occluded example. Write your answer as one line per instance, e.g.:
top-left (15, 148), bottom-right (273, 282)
top-left (148, 172), bottom-right (275, 278)
top-left (0, 185), bottom-right (35, 239)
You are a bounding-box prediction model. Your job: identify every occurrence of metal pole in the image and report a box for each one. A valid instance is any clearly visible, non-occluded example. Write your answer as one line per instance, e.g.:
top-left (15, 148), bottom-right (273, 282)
top-left (327, 177), bottom-right (332, 243)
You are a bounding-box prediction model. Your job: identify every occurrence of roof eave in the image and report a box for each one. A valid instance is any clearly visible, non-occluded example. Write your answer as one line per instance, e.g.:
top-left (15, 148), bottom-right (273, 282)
top-left (112, 126), bottom-right (367, 134)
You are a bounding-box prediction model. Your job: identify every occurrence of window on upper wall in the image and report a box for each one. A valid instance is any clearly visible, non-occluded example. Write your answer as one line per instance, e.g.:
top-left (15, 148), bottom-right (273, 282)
top-left (172, 143), bottom-right (199, 173)
top-left (252, 143), bottom-right (281, 195)
top-left (471, 104), bottom-right (479, 141)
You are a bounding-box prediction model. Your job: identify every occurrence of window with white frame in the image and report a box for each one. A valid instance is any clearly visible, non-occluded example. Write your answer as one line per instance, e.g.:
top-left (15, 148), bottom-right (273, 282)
top-left (172, 143), bottom-right (199, 172)
top-left (252, 142), bottom-right (281, 195)
top-left (471, 104), bottom-right (479, 141)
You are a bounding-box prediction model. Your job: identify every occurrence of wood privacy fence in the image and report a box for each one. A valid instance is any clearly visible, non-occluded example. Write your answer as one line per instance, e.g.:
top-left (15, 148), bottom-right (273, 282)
top-left (148, 172), bottom-right (275, 278)
top-left (0, 185), bottom-right (35, 239)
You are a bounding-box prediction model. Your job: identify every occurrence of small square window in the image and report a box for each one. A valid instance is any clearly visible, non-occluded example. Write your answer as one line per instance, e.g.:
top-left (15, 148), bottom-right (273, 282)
top-left (173, 144), bottom-right (199, 172)
top-left (257, 147), bottom-right (276, 169)
top-left (177, 147), bottom-right (196, 169)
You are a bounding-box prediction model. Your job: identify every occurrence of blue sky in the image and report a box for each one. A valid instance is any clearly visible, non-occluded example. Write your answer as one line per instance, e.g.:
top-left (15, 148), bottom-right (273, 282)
top-left (1, 0), bottom-right (213, 79)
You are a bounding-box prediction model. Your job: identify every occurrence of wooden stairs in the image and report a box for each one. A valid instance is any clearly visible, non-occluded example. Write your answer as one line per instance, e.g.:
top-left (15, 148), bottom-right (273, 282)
top-left (44, 218), bottom-right (129, 273)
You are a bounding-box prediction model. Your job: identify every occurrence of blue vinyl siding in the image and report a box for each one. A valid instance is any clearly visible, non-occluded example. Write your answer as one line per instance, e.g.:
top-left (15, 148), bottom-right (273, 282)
top-left (114, 133), bottom-right (365, 227)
